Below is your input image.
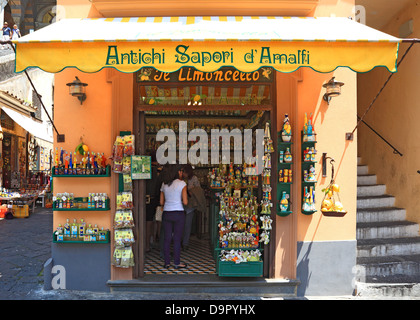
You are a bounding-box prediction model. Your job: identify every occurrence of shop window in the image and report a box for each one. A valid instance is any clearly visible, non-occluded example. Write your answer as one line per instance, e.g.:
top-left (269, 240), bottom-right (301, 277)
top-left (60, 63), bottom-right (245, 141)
top-left (138, 67), bottom-right (273, 109)
top-left (1, 110), bottom-right (15, 130)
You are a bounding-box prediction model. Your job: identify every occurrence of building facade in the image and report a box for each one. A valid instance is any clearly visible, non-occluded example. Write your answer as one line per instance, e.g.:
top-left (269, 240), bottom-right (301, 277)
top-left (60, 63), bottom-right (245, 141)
top-left (14, 0), bottom-right (406, 297)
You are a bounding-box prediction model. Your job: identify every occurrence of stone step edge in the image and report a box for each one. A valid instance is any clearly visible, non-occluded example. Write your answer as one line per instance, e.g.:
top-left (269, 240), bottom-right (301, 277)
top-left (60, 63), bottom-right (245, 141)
top-left (357, 220), bottom-right (418, 229)
top-left (357, 207), bottom-right (405, 213)
top-left (355, 281), bottom-right (420, 297)
top-left (357, 253), bottom-right (420, 265)
top-left (357, 237), bottom-right (420, 247)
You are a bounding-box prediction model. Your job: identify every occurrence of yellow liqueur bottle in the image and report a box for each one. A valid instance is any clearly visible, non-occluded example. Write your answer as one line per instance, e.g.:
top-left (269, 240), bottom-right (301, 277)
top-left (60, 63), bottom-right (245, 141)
top-left (63, 219), bottom-right (71, 240)
top-left (78, 218), bottom-right (86, 240)
top-left (71, 219), bottom-right (78, 239)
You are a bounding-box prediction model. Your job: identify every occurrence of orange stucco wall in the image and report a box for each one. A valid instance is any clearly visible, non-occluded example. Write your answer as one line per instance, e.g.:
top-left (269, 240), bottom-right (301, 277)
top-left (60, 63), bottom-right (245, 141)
top-left (273, 1), bottom-right (357, 279)
top-left (358, 1), bottom-right (420, 226)
top-left (53, 69), bottom-right (112, 229)
top-left (55, 0), bottom-right (357, 281)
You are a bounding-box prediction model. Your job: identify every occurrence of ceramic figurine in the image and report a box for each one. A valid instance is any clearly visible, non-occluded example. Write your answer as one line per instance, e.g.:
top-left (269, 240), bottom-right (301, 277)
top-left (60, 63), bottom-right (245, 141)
top-left (308, 165), bottom-right (316, 182)
top-left (263, 153), bottom-right (271, 168)
top-left (259, 231), bottom-right (270, 245)
top-left (302, 187), bottom-right (311, 212)
top-left (303, 113), bottom-right (308, 141)
top-left (284, 148), bottom-right (292, 163)
top-left (281, 114), bottom-right (292, 142)
top-left (264, 122), bottom-right (274, 153)
top-left (280, 191), bottom-right (289, 212)
top-left (310, 186), bottom-right (316, 211)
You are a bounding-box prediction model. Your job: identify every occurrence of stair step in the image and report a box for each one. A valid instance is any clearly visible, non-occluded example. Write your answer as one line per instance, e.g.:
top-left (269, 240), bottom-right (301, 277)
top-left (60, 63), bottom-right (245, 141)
top-left (357, 184), bottom-right (386, 197)
top-left (108, 276), bottom-right (300, 296)
top-left (356, 254), bottom-right (420, 280)
top-left (357, 174), bottom-right (377, 186)
top-left (357, 195), bottom-right (395, 209)
top-left (357, 237), bottom-right (420, 258)
top-left (357, 221), bottom-right (419, 240)
top-left (356, 207), bottom-right (406, 223)
top-left (355, 159), bottom-right (420, 295)
top-left (355, 281), bottom-right (420, 297)
top-left (357, 165), bottom-right (369, 175)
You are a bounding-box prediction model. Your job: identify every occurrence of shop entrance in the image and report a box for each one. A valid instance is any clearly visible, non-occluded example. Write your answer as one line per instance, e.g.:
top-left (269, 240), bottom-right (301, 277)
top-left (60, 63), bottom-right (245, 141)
top-left (133, 67), bottom-right (277, 278)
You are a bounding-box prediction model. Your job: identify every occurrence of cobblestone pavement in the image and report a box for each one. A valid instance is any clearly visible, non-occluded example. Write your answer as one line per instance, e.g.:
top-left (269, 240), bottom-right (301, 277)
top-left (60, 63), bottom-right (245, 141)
top-left (0, 207), bottom-right (52, 299)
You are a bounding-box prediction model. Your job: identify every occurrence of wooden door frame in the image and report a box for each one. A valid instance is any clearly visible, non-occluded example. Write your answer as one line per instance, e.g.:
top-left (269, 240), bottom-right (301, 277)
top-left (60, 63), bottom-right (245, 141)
top-left (132, 72), bottom-right (277, 279)
top-left (132, 77), bottom-right (146, 278)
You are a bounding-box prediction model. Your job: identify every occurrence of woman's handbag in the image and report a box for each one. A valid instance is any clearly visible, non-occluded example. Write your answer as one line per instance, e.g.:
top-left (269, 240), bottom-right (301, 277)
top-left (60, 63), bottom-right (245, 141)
top-left (155, 205), bottom-right (163, 222)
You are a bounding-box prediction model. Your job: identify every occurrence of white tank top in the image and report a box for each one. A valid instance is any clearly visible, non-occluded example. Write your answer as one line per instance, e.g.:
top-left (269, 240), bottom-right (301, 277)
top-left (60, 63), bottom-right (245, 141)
top-left (160, 179), bottom-right (186, 212)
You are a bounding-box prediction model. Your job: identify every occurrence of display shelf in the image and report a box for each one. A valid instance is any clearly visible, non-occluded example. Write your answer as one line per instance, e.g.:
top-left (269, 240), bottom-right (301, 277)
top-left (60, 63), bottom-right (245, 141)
top-left (277, 209), bottom-right (293, 217)
top-left (53, 198), bottom-right (110, 211)
top-left (301, 210), bottom-right (317, 215)
top-left (52, 165), bottom-right (111, 177)
top-left (215, 246), bottom-right (262, 251)
top-left (278, 141), bottom-right (292, 146)
top-left (301, 131), bottom-right (317, 215)
top-left (217, 259), bottom-right (263, 277)
top-left (302, 140), bottom-right (317, 145)
top-left (302, 161), bottom-right (316, 164)
top-left (53, 231), bottom-right (110, 243)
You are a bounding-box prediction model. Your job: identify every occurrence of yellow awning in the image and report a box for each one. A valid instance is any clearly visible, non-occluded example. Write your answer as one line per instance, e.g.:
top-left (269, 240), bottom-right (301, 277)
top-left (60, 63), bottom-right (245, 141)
top-left (14, 16), bottom-right (401, 74)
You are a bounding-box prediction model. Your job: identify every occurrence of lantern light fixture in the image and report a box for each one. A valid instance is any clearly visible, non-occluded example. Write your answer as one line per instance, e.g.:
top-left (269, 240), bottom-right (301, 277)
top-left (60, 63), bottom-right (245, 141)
top-left (323, 77), bottom-right (344, 105)
top-left (66, 76), bottom-right (88, 105)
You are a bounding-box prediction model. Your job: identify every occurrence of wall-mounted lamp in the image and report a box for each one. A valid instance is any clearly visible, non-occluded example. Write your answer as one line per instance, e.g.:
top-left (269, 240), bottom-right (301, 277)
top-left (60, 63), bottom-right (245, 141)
top-left (322, 153), bottom-right (335, 178)
top-left (323, 77), bottom-right (344, 105)
top-left (66, 76), bottom-right (88, 105)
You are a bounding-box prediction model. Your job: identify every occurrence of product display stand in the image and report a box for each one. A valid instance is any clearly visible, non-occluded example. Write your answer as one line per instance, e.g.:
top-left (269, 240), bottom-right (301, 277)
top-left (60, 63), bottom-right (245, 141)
top-left (277, 134), bottom-right (293, 217)
top-left (215, 187), bottom-right (263, 277)
top-left (301, 131), bottom-right (317, 215)
top-left (111, 131), bottom-right (136, 269)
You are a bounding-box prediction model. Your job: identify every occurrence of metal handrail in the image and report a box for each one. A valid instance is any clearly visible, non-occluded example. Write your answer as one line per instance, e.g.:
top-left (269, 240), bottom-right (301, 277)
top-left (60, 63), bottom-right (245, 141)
top-left (357, 116), bottom-right (403, 157)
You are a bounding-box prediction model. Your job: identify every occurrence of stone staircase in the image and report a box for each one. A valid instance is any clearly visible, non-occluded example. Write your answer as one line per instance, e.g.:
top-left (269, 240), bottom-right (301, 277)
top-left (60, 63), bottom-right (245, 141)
top-left (355, 157), bottom-right (420, 297)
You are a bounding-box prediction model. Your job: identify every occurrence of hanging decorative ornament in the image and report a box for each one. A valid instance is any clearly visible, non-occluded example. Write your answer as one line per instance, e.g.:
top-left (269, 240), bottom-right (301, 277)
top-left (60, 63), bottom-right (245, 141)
top-left (321, 158), bottom-right (347, 216)
top-left (264, 122), bottom-right (274, 153)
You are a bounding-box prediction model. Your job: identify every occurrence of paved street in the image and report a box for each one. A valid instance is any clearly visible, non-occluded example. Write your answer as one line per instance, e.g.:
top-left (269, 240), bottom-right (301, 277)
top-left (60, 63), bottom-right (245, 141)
top-left (0, 207), bottom-right (267, 300)
top-left (0, 206), bottom-right (412, 301)
top-left (0, 207), bottom-right (51, 299)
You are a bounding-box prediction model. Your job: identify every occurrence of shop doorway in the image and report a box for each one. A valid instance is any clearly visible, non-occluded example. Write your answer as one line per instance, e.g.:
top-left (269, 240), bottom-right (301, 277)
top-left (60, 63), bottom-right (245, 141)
top-left (133, 67), bottom-right (277, 278)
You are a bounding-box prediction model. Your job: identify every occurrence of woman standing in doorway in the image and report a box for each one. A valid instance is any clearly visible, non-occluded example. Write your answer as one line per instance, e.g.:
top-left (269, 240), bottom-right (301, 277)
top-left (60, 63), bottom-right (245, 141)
top-left (160, 164), bottom-right (188, 269)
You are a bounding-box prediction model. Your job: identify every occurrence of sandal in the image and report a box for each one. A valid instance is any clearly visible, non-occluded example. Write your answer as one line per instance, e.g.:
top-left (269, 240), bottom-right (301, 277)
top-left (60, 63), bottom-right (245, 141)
top-left (174, 263), bottom-right (187, 269)
top-left (163, 264), bottom-right (171, 268)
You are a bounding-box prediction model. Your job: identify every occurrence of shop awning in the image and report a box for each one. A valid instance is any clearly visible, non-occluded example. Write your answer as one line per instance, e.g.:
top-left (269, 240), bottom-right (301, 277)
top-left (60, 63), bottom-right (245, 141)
top-left (1, 106), bottom-right (53, 143)
top-left (13, 16), bottom-right (401, 74)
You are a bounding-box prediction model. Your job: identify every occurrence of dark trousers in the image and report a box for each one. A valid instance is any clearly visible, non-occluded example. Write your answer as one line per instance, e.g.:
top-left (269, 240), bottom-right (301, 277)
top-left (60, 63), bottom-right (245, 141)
top-left (162, 210), bottom-right (185, 265)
